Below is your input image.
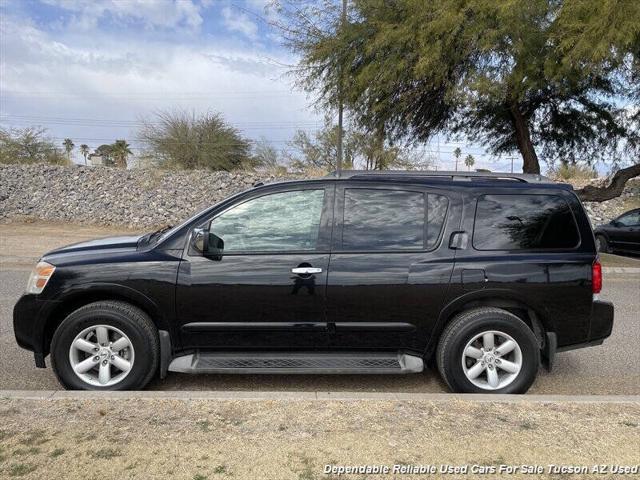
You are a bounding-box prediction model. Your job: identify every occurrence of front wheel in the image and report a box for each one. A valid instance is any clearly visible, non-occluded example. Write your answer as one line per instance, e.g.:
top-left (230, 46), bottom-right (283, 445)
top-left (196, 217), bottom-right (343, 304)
top-left (436, 308), bottom-right (539, 394)
top-left (51, 301), bottom-right (159, 390)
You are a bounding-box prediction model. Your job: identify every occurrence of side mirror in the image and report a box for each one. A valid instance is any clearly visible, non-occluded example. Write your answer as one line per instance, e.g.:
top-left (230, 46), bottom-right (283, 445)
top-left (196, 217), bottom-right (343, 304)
top-left (205, 232), bottom-right (224, 260)
top-left (190, 227), bottom-right (224, 260)
top-left (610, 220), bottom-right (622, 228)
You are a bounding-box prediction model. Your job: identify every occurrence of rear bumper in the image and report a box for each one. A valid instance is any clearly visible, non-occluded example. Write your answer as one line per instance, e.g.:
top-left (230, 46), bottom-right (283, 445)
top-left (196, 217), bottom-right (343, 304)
top-left (589, 299), bottom-right (614, 342)
top-left (556, 299), bottom-right (614, 353)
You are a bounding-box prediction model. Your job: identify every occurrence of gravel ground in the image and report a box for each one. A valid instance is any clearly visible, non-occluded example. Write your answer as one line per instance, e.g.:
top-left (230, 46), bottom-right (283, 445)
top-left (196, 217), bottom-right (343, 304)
top-left (0, 397), bottom-right (638, 479)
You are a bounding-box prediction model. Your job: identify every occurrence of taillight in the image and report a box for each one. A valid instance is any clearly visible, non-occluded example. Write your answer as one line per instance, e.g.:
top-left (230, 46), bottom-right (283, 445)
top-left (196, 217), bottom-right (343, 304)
top-left (592, 259), bottom-right (602, 294)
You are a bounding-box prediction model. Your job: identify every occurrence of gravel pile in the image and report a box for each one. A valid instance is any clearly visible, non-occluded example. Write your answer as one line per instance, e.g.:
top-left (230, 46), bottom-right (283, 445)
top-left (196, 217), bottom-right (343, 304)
top-left (0, 164), bottom-right (637, 228)
top-left (0, 164), bottom-right (301, 228)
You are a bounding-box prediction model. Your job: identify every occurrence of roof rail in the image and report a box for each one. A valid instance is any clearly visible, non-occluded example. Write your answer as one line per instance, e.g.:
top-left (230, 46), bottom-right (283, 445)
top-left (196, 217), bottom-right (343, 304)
top-left (326, 170), bottom-right (553, 184)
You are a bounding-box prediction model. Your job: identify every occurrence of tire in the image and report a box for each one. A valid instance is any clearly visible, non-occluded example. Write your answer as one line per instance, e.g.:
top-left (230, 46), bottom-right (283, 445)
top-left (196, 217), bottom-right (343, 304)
top-left (51, 300), bottom-right (159, 391)
top-left (595, 234), bottom-right (609, 253)
top-left (436, 307), bottom-right (539, 394)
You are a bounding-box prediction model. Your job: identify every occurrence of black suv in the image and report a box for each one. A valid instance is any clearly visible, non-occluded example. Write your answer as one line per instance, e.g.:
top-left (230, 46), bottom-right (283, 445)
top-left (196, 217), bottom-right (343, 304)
top-left (14, 171), bottom-right (614, 393)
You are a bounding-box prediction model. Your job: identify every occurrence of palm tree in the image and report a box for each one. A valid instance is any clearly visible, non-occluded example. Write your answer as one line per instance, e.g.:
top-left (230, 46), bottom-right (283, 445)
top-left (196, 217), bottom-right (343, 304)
top-left (62, 138), bottom-right (74, 163)
top-left (110, 139), bottom-right (132, 168)
top-left (79, 144), bottom-right (90, 165)
top-left (464, 154), bottom-right (475, 171)
top-left (453, 147), bottom-right (462, 171)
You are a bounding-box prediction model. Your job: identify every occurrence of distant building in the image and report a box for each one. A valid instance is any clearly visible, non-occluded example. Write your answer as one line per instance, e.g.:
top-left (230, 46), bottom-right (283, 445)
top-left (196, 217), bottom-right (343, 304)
top-left (87, 154), bottom-right (107, 166)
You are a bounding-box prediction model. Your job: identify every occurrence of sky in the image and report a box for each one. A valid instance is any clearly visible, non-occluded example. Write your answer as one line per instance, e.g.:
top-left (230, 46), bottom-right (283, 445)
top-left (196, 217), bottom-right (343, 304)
top-left (0, 0), bottom-right (519, 171)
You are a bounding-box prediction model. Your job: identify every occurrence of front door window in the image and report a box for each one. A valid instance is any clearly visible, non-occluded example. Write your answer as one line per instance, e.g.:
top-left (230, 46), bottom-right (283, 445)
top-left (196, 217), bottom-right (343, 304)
top-left (210, 189), bottom-right (325, 253)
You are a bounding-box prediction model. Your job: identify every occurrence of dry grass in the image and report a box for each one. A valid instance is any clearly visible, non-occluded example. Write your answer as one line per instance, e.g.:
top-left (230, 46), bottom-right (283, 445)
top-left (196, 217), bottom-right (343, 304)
top-left (0, 398), bottom-right (638, 479)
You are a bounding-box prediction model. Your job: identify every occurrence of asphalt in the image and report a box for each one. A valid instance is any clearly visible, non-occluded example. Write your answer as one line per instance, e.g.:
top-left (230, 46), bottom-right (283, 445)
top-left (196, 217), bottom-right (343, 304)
top-left (2, 267), bottom-right (638, 395)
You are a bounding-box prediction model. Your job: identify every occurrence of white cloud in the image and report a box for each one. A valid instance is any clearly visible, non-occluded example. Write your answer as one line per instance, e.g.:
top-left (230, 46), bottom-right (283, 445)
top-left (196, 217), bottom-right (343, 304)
top-left (41, 0), bottom-right (203, 31)
top-left (221, 6), bottom-right (258, 40)
top-left (0, 12), bottom-right (319, 157)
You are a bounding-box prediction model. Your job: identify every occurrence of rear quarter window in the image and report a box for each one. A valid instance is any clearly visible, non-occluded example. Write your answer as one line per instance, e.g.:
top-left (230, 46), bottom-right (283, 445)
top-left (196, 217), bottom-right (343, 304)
top-left (473, 194), bottom-right (580, 250)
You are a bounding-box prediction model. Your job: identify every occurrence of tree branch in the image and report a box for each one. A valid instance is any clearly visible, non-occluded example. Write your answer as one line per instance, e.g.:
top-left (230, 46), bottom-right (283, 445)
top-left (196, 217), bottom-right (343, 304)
top-left (576, 162), bottom-right (640, 202)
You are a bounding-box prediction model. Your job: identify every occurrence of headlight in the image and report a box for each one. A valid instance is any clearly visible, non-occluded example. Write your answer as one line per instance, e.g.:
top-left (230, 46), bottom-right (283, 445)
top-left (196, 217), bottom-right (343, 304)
top-left (26, 261), bottom-right (56, 294)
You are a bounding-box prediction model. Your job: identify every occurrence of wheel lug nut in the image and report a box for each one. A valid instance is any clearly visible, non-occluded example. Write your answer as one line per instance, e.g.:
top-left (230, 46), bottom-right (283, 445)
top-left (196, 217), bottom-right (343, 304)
top-left (93, 347), bottom-right (99, 352)
top-left (102, 360), bottom-right (108, 365)
top-left (94, 356), bottom-right (100, 361)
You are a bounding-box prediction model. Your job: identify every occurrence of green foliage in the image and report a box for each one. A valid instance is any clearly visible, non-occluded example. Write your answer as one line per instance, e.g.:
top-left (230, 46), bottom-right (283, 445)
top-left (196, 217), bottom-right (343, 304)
top-left (0, 127), bottom-right (68, 165)
top-left (252, 137), bottom-right (287, 173)
top-left (464, 154), bottom-right (475, 171)
top-left (62, 138), bottom-right (74, 161)
top-left (79, 144), bottom-right (90, 164)
top-left (139, 110), bottom-right (252, 171)
top-left (283, 0), bottom-right (640, 173)
top-left (110, 139), bottom-right (132, 168)
top-left (549, 162), bottom-right (597, 181)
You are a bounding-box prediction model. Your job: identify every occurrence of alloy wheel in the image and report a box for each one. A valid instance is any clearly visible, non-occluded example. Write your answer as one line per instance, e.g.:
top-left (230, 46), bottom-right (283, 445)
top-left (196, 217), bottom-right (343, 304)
top-left (461, 330), bottom-right (523, 390)
top-left (68, 325), bottom-right (135, 387)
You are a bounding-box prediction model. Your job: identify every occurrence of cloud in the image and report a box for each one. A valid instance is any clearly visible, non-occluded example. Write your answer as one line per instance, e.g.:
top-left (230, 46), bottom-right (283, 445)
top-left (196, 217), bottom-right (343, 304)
top-left (0, 11), bottom-right (318, 156)
top-left (41, 0), bottom-right (203, 31)
top-left (221, 6), bottom-right (258, 40)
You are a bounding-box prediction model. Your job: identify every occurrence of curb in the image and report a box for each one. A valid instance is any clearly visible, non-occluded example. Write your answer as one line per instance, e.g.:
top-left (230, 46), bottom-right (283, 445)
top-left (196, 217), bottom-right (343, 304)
top-left (603, 267), bottom-right (640, 274)
top-left (1, 390), bottom-right (639, 403)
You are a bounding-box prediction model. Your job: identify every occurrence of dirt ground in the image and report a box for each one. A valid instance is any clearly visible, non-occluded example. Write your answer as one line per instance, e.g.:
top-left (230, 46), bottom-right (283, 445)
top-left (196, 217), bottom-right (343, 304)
top-left (0, 398), bottom-right (638, 480)
top-left (0, 222), bottom-right (139, 269)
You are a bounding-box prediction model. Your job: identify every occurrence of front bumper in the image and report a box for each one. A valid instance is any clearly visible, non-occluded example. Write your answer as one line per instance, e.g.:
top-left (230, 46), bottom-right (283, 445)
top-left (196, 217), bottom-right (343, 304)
top-left (13, 294), bottom-right (60, 368)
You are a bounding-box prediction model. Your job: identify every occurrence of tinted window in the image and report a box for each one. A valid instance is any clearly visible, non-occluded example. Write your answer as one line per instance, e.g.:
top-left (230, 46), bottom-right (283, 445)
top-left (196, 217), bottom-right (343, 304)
top-left (341, 189), bottom-right (448, 251)
top-left (617, 211), bottom-right (640, 226)
top-left (343, 189), bottom-right (424, 250)
top-left (473, 195), bottom-right (580, 250)
top-left (427, 193), bottom-right (449, 249)
top-left (210, 189), bottom-right (324, 252)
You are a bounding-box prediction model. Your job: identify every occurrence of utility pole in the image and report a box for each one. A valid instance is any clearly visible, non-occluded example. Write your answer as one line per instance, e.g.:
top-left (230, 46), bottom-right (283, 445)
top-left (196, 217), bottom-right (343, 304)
top-left (336, 0), bottom-right (347, 176)
top-left (510, 156), bottom-right (514, 173)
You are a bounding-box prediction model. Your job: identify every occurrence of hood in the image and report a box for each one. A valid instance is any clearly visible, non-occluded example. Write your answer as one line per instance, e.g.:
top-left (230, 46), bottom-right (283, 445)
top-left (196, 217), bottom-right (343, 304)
top-left (44, 235), bottom-right (143, 257)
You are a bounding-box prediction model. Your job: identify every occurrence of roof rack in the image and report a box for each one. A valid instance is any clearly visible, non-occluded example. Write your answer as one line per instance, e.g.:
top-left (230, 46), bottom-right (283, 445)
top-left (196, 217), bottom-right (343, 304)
top-left (326, 170), bottom-right (553, 184)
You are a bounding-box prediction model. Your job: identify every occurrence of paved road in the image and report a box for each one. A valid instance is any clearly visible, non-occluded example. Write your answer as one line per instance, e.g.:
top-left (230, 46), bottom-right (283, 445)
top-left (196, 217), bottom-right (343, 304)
top-left (2, 266), bottom-right (638, 394)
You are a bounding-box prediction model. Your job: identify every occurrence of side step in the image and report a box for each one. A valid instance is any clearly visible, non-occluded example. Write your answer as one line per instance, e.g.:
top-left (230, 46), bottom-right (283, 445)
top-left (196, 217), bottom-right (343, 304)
top-left (168, 352), bottom-right (424, 375)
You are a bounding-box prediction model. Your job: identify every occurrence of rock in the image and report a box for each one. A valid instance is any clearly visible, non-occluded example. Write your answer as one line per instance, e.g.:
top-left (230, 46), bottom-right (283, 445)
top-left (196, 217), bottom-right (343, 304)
top-left (0, 164), bottom-right (303, 227)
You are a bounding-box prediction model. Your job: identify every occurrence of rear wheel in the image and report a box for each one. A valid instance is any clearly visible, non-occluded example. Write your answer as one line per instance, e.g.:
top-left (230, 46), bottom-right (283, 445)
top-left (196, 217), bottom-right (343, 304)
top-left (437, 308), bottom-right (539, 394)
top-left (595, 234), bottom-right (609, 253)
top-left (51, 301), bottom-right (159, 390)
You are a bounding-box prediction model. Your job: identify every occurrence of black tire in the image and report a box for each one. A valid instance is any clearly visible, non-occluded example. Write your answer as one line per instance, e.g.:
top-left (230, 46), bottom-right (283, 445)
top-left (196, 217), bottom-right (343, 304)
top-left (436, 307), bottom-right (539, 394)
top-left (595, 234), bottom-right (609, 253)
top-left (51, 300), bottom-right (159, 391)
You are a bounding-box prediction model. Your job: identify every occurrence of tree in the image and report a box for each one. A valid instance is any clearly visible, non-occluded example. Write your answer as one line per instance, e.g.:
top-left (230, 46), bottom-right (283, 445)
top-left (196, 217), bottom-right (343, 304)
top-left (138, 110), bottom-right (252, 171)
top-left (285, 117), bottom-right (428, 172)
top-left (453, 147), bottom-right (462, 172)
top-left (79, 144), bottom-right (90, 165)
top-left (62, 138), bottom-right (74, 162)
top-left (0, 127), bottom-right (67, 165)
top-left (110, 139), bottom-right (132, 169)
top-left (94, 144), bottom-right (114, 166)
top-left (464, 154), bottom-right (475, 171)
top-left (282, 0), bottom-right (640, 201)
top-left (252, 138), bottom-right (286, 172)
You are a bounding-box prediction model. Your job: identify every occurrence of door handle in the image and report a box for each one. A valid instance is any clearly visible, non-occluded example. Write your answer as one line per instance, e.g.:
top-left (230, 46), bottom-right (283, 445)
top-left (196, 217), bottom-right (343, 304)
top-left (291, 267), bottom-right (322, 275)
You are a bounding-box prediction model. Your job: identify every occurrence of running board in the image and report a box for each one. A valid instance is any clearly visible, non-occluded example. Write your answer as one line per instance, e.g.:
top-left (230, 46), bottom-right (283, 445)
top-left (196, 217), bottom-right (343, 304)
top-left (168, 352), bottom-right (424, 375)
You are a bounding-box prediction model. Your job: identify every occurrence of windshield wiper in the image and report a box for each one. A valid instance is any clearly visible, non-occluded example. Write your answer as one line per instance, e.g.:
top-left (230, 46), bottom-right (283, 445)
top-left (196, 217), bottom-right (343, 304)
top-left (141, 225), bottom-right (173, 245)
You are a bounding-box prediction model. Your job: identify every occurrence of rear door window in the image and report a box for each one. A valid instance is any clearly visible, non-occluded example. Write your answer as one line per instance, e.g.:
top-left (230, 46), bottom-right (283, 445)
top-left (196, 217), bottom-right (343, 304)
top-left (341, 189), bottom-right (448, 251)
top-left (473, 194), bottom-right (580, 250)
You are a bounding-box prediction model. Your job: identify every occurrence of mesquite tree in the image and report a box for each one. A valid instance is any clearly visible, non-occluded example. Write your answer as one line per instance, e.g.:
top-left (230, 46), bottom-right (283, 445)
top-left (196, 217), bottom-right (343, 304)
top-left (280, 0), bottom-right (640, 201)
